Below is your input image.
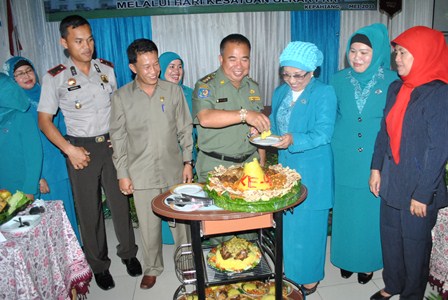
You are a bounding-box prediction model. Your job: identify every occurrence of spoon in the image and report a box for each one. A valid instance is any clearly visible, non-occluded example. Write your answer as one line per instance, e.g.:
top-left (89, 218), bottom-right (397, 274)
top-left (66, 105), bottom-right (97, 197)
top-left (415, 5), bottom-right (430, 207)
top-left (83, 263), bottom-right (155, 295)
top-left (14, 217), bottom-right (30, 227)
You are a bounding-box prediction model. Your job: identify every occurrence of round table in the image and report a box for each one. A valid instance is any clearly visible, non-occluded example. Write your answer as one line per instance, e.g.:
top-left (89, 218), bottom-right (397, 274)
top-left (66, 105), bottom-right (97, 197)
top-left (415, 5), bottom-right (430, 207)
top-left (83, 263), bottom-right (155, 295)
top-left (152, 185), bottom-right (307, 300)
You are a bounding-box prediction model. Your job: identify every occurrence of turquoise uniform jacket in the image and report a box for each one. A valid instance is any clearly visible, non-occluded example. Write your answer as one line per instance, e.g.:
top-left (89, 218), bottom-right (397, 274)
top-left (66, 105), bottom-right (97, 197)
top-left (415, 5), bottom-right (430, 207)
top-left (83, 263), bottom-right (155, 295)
top-left (331, 68), bottom-right (398, 188)
top-left (270, 78), bottom-right (336, 210)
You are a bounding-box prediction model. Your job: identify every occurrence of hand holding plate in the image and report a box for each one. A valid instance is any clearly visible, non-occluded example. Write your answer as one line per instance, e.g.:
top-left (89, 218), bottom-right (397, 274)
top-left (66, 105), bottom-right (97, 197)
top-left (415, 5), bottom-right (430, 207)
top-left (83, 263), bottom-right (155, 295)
top-left (273, 133), bottom-right (293, 149)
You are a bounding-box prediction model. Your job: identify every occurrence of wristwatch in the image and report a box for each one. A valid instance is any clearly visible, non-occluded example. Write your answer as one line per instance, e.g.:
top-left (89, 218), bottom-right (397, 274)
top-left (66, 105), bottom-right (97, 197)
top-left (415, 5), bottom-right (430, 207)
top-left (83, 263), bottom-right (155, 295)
top-left (183, 160), bottom-right (195, 168)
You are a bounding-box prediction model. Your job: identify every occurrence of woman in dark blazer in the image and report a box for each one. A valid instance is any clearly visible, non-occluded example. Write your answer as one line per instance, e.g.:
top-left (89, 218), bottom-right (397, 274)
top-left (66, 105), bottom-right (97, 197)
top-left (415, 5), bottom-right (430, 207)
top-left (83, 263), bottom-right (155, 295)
top-left (369, 26), bottom-right (448, 300)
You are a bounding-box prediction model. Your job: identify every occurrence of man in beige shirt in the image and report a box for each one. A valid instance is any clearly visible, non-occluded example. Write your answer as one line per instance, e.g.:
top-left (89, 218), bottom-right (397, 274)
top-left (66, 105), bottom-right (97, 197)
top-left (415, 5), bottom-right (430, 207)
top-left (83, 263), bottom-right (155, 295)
top-left (109, 38), bottom-right (193, 290)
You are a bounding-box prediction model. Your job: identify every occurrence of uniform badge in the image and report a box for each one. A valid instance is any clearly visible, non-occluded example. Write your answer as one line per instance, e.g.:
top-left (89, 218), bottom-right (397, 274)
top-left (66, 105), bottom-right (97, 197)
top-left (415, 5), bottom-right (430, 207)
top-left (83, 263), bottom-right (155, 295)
top-left (375, 89), bottom-right (382, 94)
top-left (68, 78), bottom-right (76, 86)
top-left (249, 96), bottom-right (260, 101)
top-left (70, 66), bottom-right (77, 76)
top-left (160, 97), bottom-right (165, 112)
top-left (200, 72), bottom-right (215, 83)
top-left (100, 75), bottom-right (109, 83)
top-left (250, 89), bottom-right (255, 94)
top-left (47, 64), bottom-right (66, 77)
top-left (99, 58), bottom-right (114, 68)
top-left (217, 98), bottom-right (228, 103)
top-left (220, 80), bottom-right (225, 85)
top-left (75, 100), bottom-right (82, 109)
top-left (68, 85), bottom-right (81, 91)
top-left (198, 88), bottom-right (210, 98)
top-left (94, 64), bottom-right (101, 73)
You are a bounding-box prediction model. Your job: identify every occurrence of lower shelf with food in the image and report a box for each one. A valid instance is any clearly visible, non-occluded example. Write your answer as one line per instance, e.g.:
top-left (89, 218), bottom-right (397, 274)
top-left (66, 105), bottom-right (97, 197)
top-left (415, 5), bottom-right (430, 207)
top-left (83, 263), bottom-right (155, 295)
top-left (174, 237), bottom-right (274, 286)
top-left (202, 237), bottom-right (273, 285)
top-left (174, 277), bottom-right (304, 300)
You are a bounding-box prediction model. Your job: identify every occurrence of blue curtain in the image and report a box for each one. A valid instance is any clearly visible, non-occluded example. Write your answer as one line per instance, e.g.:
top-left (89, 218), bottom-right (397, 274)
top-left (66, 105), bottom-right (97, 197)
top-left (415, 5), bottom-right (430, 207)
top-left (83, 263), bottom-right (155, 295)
top-left (89, 16), bottom-right (152, 88)
top-left (291, 11), bottom-right (340, 84)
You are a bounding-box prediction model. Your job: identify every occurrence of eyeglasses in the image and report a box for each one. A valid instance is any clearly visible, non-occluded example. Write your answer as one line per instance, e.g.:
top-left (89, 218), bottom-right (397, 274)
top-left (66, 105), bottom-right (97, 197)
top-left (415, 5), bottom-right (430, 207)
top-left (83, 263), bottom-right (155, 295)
top-left (14, 68), bottom-right (34, 79)
top-left (282, 72), bottom-right (309, 81)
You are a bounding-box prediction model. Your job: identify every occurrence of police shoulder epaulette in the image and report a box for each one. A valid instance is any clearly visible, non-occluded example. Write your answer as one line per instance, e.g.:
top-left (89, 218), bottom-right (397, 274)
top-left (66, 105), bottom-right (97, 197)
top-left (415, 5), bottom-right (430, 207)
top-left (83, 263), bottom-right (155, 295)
top-left (99, 58), bottom-right (114, 68)
top-left (47, 64), bottom-right (66, 77)
top-left (200, 72), bottom-right (216, 83)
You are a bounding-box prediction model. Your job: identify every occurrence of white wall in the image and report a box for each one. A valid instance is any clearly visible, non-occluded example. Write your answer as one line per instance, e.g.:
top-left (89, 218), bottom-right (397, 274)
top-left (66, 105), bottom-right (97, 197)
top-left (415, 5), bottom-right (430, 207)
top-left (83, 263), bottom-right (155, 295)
top-left (338, 0), bottom-right (434, 69)
top-left (0, 0), bottom-right (10, 67)
top-left (0, 0), bottom-right (65, 80)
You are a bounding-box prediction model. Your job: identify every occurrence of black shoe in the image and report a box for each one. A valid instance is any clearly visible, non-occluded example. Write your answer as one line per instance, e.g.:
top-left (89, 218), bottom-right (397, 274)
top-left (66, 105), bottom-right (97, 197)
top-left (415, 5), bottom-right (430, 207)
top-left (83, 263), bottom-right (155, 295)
top-left (358, 272), bottom-right (373, 284)
top-left (370, 290), bottom-right (392, 300)
top-left (300, 282), bottom-right (319, 296)
top-left (94, 270), bottom-right (115, 290)
top-left (121, 257), bottom-right (142, 277)
top-left (340, 269), bottom-right (354, 279)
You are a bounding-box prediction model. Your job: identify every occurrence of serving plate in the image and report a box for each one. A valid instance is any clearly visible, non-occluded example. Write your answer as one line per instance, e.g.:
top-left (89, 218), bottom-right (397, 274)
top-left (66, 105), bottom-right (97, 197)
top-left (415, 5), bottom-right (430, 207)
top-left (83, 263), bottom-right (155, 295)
top-left (169, 183), bottom-right (206, 197)
top-left (249, 135), bottom-right (281, 146)
top-left (266, 279), bottom-right (293, 297)
top-left (164, 196), bottom-right (203, 212)
top-left (0, 198), bottom-right (33, 225)
top-left (206, 240), bottom-right (261, 274)
top-left (242, 281), bottom-right (270, 297)
top-left (0, 214), bottom-right (41, 233)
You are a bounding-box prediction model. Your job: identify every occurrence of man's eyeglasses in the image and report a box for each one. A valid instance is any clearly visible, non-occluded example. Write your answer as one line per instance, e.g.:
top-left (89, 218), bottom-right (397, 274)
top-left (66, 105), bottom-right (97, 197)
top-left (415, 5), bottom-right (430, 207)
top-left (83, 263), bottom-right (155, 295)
top-left (14, 68), bottom-right (34, 79)
top-left (282, 72), bottom-right (309, 81)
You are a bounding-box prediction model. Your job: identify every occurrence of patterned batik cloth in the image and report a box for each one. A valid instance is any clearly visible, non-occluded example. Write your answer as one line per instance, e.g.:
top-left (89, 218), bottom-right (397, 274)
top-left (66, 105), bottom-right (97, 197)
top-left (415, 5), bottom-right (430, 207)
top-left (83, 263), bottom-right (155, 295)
top-left (429, 206), bottom-right (448, 299)
top-left (0, 201), bottom-right (92, 299)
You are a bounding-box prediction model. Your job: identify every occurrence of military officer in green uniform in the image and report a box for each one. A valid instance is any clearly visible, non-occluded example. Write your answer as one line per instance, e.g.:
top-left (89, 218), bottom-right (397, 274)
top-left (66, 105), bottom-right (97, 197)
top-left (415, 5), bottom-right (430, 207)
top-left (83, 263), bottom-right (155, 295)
top-left (192, 34), bottom-right (270, 182)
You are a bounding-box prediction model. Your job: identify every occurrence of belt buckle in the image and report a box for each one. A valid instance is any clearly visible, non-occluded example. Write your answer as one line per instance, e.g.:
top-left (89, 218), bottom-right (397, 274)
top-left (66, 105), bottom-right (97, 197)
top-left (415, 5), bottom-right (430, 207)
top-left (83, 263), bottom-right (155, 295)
top-left (95, 135), bottom-right (105, 143)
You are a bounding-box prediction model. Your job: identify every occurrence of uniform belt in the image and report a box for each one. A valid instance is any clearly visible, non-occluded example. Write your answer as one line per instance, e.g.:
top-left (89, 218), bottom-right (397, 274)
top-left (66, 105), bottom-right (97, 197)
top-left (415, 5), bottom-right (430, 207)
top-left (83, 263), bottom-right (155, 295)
top-left (66, 133), bottom-right (109, 144)
top-left (200, 150), bottom-right (255, 163)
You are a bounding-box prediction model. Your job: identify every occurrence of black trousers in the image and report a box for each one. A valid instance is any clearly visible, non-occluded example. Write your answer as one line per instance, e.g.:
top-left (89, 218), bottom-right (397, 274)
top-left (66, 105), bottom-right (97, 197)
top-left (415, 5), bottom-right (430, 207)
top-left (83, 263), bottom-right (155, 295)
top-left (66, 135), bottom-right (138, 273)
top-left (380, 200), bottom-right (438, 300)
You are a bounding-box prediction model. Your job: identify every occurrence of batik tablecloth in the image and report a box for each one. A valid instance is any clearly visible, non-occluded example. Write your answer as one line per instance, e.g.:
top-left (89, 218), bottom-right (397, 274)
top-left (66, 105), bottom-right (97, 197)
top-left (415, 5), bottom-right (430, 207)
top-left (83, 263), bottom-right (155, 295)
top-left (0, 200), bottom-right (92, 300)
top-left (429, 206), bottom-right (448, 299)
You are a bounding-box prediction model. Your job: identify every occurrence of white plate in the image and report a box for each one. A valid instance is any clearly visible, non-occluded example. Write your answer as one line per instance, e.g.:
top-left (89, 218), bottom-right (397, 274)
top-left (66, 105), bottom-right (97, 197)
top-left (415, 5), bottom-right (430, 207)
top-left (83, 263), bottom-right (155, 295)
top-left (0, 215), bottom-right (41, 233)
top-left (164, 196), bottom-right (203, 212)
top-left (169, 183), bottom-right (206, 197)
top-left (250, 135), bottom-right (281, 146)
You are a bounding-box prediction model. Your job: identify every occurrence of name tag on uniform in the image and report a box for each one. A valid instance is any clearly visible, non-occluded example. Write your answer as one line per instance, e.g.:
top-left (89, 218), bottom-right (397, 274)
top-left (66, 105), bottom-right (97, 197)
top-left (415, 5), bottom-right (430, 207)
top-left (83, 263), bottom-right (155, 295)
top-left (217, 98), bottom-right (228, 103)
top-left (68, 85), bottom-right (81, 91)
top-left (249, 96), bottom-right (261, 101)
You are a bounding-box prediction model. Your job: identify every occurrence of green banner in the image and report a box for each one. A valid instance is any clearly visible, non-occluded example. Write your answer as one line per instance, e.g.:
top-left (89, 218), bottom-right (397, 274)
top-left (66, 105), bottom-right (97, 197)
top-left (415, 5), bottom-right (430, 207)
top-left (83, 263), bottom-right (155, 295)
top-left (45, 0), bottom-right (377, 21)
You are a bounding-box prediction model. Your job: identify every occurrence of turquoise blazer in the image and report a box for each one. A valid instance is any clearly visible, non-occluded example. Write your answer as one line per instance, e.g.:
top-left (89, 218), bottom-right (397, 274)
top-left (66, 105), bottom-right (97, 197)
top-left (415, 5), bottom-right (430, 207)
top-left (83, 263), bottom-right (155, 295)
top-left (270, 78), bottom-right (337, 210)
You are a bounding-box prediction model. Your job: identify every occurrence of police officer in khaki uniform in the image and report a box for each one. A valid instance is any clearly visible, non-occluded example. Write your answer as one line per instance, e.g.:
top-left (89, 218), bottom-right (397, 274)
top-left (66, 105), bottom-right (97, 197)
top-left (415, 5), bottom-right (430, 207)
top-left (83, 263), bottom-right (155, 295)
top-left (37, 15), bottom-right (141, 291)
top-left (192, 34), bottom-right (271, 182)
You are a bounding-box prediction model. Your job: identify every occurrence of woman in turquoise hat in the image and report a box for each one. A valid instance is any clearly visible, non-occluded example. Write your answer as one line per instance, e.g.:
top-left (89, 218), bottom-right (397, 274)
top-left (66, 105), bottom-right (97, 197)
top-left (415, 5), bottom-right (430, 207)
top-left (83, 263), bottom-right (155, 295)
top-left (330, 23), bottom-right (398, 284)
top-left (269, 41), bottom-right (337, 295)
top-left (159, 51), bottom-right (196, 244)
top-left (3, 57), bottom-right (81, 243)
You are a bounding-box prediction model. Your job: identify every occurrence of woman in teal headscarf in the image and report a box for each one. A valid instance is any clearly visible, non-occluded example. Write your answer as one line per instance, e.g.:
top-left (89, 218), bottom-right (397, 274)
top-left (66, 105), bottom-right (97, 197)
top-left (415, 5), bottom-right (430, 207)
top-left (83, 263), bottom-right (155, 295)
top-left (3, 57), bottom-right (81, 242)
top-left (330, 23), bottom-right (398, 283)
top-left (0, 73), bottom-right (42, 200)
top-left (159, 51), bottom-right (196, 244)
